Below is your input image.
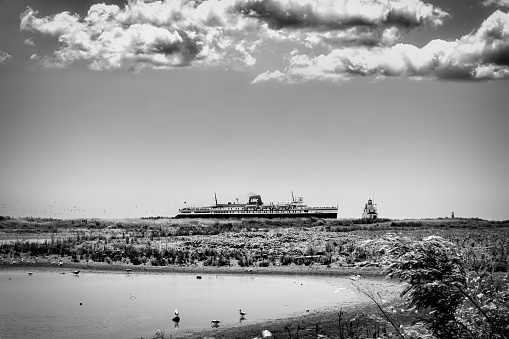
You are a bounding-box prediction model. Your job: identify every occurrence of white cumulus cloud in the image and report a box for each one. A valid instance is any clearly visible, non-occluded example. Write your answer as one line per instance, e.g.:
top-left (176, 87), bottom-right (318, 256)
top-left (234, 0), bottom-right (448, 29)
top-left (255, 10), bottom-right (509, 82)
top-left (18, 0), bottom-right (509, 82)
top-left (19, 0), bottom-right (447, 72)
top-left (483, 0), bottom-right (509, 8)
top-left (19, 0), bottom-right (258, 70)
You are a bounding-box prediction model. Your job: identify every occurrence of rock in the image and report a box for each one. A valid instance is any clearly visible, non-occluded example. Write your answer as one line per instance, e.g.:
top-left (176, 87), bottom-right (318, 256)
top-left (261, 329), bottom-right (273, 337)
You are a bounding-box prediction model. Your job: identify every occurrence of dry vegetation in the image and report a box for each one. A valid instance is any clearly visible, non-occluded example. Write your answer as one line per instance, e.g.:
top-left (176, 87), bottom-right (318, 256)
top-left (1, 216), bottom-right (508, 338)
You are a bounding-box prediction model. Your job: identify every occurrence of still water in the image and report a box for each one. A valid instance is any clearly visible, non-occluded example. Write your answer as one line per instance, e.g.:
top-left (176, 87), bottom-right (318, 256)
top-left (0, 270), bottom-right (370, 338)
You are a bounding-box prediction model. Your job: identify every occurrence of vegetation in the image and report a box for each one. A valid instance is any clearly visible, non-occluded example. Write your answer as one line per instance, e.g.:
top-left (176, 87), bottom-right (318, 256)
top-left (361, 234), bottom-right (509, 339)
top-left (1, 217), bottom-right (508, 271)
top-left (2, 216), bottom-right (509, 338)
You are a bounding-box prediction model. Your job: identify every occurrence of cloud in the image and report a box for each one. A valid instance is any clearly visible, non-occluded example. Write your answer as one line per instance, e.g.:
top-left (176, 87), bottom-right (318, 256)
top-left (19, 0), bottom-right (446, 71)
top-left (483, 0), bottom-right (509, 8)
top-left (234, 0), bottom-right (448, 30)
top-left (254, 10), bottom-right (509, 82)
top-left (0, 50), bottom-right (12, 63)
top-left (19, 1), bottom-right (258, 70)
top-left (18, 0), bottom-right (509, 82)
top-left (24, 37), bottom-right (35, 46)
top-left (252, 69), bottom-right (286, 83)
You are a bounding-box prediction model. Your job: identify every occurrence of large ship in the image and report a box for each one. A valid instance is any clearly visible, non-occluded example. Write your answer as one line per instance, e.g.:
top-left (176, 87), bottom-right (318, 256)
top-left (175, 193), bottom-right (338, 219)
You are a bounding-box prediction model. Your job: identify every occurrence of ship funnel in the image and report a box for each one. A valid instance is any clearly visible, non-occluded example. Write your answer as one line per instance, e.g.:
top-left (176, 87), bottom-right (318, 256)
top-left (248, 195), bottom-right (263, 206)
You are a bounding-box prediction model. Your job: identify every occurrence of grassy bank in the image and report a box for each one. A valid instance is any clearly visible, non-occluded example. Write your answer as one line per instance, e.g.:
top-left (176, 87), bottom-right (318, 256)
top-left (1, 217), bottom-right (508, 273)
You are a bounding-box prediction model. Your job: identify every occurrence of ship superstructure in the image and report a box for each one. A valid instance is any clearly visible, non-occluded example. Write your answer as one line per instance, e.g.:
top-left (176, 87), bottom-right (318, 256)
top-left (175, 193), bottom-right (338, 219)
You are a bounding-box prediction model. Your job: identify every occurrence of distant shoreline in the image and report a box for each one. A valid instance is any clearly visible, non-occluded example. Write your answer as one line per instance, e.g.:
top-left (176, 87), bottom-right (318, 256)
top-left (1, 260), bottom-right (384, 277)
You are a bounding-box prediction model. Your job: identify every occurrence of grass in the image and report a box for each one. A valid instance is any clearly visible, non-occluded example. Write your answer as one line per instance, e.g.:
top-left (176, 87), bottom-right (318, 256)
top-left (1, 217), bottom-right (508, 272)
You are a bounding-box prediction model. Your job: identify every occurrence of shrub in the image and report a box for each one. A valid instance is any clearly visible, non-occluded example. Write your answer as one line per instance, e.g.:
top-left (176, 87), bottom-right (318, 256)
top-left (368, 235), bottom-right (509, 339)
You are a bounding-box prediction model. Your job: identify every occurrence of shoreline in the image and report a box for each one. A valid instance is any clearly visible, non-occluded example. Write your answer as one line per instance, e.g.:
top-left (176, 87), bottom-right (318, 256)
top-left (1, 260), bottom-right (384, 277)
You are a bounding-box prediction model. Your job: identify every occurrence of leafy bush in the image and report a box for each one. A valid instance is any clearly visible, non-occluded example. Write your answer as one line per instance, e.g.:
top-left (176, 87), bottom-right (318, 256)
top-left (368, 235), bottom-right (509, 339)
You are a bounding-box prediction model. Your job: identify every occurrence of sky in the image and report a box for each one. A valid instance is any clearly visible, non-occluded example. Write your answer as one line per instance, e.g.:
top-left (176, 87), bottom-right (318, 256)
top-left (0, 0), bottom-right (508, 220)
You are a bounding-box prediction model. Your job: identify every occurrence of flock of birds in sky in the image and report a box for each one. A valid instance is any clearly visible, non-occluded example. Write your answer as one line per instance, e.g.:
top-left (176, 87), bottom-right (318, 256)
top-left (0, 200), bottom-right (171, 218)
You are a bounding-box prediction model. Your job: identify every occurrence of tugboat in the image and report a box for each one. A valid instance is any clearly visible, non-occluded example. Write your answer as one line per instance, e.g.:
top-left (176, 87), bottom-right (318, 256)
top-left (175, 192), bottom-right (338, 219)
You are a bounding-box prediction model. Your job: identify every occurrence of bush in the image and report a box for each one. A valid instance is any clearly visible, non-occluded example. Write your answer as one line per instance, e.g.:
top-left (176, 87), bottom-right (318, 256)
top-left (369, 235), bottom-right (509, 339)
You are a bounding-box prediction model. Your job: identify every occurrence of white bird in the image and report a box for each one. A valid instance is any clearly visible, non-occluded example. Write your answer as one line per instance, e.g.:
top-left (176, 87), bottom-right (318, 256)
top-left (73, 270), bottom-right (80, 275)
top-left (239, 309), bottom-right (247, 317)
top-left (211, 320), bottom-right (221, 324)
top-left (174, 309), bottom-right (179, 316)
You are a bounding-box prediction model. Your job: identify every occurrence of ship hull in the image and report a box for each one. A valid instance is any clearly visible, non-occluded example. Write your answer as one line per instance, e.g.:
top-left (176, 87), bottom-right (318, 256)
top-left (175, 211), bottom-right (338, 219)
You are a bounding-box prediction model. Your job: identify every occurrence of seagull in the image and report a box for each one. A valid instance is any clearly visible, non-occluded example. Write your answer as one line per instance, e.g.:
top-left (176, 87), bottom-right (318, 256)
top-left (73, 270), bottom-right (80, 275)
top-left (211, 320), bottom-right (221, 325)
top-left (28, 272), bottom-right (33, 275)
top-left (239, 309), bottom-right (247, 317)
top-left (174, 309), bottom-right (179, 316)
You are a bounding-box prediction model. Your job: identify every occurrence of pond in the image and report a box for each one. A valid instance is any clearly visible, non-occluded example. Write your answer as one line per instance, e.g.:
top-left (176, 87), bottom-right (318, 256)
top-left (0, 270), bottom-right (382, 339)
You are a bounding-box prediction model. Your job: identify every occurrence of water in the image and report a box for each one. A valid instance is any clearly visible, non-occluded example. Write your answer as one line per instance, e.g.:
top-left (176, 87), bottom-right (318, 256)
top-left (0, 270), bottom-right (374, 339)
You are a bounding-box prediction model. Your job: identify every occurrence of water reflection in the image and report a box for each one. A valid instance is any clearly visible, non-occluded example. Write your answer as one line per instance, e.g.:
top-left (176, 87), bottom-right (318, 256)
top-left (239, 309), bottom-right (247, 323)
top-left (172, 317), bottom-right (180, 328)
